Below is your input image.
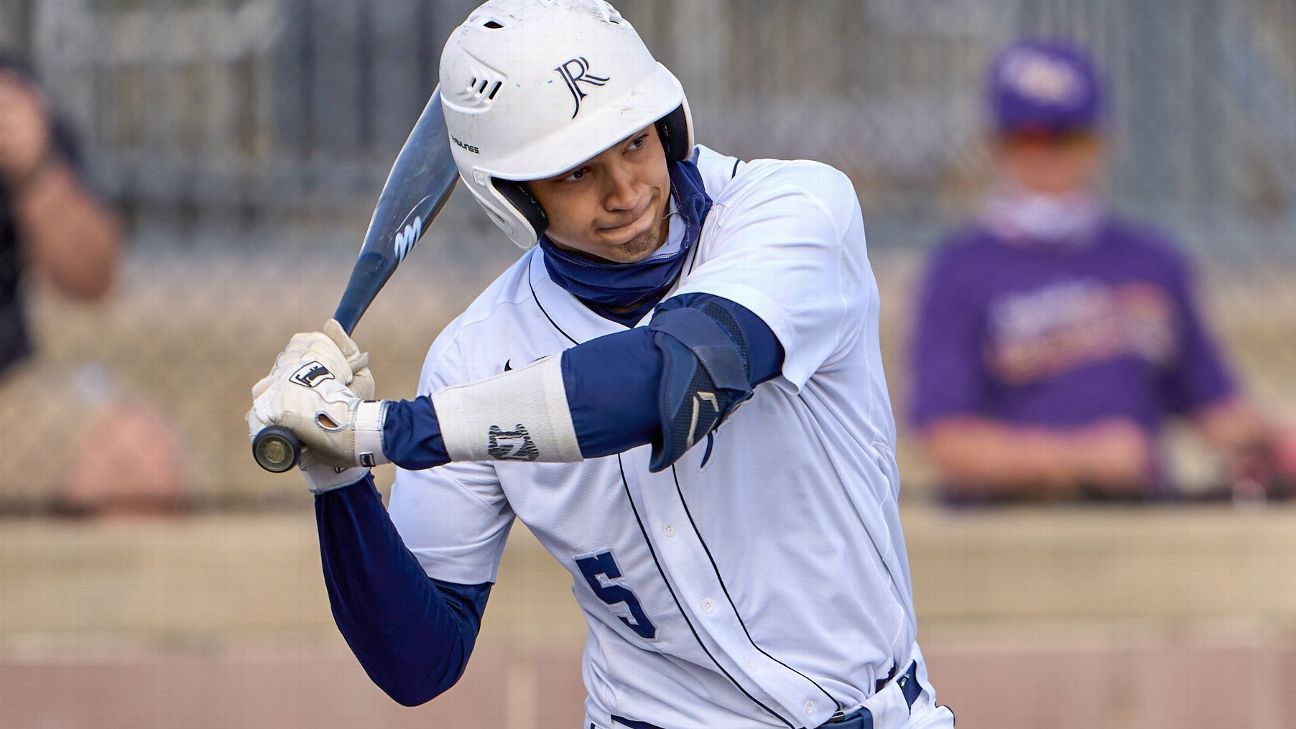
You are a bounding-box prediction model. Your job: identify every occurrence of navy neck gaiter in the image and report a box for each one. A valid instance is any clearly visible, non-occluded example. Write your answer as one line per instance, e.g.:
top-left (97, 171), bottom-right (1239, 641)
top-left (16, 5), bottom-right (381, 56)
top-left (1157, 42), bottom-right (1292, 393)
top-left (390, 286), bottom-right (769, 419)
top-left (539, 157), bottom-right (712, 326)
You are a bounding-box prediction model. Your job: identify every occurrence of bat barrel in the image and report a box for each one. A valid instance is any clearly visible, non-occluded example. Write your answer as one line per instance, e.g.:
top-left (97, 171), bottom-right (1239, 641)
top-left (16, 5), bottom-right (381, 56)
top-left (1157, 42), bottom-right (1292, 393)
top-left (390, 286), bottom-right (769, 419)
top-left (252, 425), bottom-right (301, 473)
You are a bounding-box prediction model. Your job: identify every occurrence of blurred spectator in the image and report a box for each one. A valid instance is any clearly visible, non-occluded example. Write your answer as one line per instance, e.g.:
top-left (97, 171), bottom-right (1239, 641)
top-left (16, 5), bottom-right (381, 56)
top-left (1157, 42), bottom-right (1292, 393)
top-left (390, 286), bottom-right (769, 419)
top-left (0, 54), bottom-right (186, 515)
top-left (908, 40), bottom-right (1291, 504)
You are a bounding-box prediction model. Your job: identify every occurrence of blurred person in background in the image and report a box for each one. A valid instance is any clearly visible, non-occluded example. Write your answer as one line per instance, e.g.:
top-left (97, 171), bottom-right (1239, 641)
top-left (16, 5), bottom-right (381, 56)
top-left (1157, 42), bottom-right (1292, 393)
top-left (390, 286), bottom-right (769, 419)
top-left (0, 53), bottom-right (185, 514)
top-left (908, 40), bottom-right (1293, 504)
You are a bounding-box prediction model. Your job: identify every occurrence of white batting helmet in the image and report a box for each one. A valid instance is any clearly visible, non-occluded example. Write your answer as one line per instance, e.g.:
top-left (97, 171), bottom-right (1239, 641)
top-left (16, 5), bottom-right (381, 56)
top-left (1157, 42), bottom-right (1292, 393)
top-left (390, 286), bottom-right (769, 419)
top-left (439, 0), bottom-right (694, 249)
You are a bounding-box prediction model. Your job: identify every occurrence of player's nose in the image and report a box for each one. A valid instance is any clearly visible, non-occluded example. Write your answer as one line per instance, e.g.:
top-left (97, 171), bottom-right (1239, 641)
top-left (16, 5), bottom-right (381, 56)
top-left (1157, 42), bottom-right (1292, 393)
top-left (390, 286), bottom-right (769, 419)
top-left (602, 162), bottom-right (641, 212)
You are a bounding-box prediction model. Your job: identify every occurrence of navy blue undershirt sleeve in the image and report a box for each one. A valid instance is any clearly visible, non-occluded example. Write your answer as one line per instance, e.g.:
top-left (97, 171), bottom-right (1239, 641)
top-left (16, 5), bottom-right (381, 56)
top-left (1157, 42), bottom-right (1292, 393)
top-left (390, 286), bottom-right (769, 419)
top-left (563, 293), bottom-right (784, 459)
top-left (560, 323), bottom-right (663, 458)
top-left (380, 294), bottom-right (783, 464)
top-left (316, 475), bottom-right (490, 706)
top-left (383, 395), bottom-right (450, 469)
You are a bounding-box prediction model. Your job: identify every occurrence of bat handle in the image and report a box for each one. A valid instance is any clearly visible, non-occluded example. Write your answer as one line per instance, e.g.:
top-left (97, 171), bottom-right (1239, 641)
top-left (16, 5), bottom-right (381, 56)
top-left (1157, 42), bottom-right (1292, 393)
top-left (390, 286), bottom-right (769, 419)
top-left (252, 425), bottom-right (301, 473)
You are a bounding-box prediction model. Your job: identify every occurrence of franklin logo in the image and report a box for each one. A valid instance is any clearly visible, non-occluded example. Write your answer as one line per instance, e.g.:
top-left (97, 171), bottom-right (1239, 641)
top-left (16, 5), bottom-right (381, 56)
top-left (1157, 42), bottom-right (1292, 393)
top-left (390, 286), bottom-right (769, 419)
top-left (290, 361), bottom-right (335, 389)
top-left (555, 57), bottom-right (609, 118)
top-left (487, 424), bottom-right (540, 461)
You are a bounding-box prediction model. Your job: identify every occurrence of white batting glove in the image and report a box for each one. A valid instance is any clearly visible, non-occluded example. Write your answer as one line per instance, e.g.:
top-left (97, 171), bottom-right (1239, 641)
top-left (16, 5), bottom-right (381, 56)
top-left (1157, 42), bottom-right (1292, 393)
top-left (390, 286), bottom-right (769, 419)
top-left (249, 319), bottom-right (375, 403)
top-left (247, 320), bottom-right (390, 482)
top-left (297, 448), bottom-right (370, 495)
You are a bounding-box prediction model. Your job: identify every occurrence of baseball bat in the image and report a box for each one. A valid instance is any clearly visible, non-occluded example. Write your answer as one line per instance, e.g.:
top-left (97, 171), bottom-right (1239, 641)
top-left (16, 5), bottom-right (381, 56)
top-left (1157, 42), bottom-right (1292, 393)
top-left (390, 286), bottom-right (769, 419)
top-left (252, 87), bottom-right (460, 473)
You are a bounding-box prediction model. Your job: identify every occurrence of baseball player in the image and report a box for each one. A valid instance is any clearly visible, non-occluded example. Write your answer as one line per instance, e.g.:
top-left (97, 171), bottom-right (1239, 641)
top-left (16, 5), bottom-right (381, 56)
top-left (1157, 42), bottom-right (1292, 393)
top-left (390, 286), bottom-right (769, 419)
top-left (248, 2), bottom-right (954, 726)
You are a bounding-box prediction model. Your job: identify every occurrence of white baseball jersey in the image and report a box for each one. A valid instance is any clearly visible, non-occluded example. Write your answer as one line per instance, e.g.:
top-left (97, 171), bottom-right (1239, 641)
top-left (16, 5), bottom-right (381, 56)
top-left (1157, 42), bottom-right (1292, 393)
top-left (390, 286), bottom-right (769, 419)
top-left (389, 146), bottom-right (924, 728)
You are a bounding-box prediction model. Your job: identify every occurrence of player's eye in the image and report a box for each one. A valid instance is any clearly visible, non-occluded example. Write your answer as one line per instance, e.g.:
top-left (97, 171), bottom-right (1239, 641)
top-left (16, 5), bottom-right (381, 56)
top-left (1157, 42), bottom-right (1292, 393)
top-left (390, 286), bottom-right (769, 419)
top-left (627, 132), bottom-right (649, 152)
top-left (561, 167), bottom-right (589, 183)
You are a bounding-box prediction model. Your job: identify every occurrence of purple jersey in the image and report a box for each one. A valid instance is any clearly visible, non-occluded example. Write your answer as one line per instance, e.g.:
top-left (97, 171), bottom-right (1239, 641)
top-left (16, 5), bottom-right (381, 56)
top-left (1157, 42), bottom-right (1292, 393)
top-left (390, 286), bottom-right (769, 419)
top-left (908, 217), bottom-right (1237, 436)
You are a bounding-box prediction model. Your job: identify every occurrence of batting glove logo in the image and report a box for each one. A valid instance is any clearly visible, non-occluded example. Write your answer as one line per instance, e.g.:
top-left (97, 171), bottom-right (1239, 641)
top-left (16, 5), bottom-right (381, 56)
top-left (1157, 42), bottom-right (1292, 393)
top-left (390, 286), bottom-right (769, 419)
top-left (555, 57), bottom-right (609, 118)
top-left (290, 361), bottom-right (336, 389)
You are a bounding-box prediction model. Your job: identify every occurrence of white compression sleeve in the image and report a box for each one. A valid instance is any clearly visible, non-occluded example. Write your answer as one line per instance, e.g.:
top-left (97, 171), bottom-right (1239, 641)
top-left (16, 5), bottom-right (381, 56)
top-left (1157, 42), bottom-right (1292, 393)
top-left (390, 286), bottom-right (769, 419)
top-left (431, 355), bottom-right (583, 463)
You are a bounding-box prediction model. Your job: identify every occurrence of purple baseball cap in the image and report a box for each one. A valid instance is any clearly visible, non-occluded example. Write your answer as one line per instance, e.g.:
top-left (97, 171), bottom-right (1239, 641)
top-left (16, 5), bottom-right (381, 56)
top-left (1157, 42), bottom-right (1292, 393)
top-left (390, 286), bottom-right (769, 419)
top-left (988, 40), bottom-right (1103, 135)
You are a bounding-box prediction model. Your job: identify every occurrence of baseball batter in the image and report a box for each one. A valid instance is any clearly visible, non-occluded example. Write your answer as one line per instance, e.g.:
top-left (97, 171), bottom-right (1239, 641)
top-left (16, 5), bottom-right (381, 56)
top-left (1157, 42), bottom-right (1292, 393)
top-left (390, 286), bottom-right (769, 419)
top-left (248, 2), bottom-right (954, 727)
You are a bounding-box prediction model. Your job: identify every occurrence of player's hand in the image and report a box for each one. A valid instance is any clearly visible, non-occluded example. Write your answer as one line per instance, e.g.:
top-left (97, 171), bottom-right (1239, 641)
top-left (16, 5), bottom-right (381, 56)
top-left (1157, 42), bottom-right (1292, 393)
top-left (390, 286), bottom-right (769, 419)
top-left (249, 319), bottom-right (375, 402)
top-left (0, 72), bottom-right (54, 188)
top-left (247, 320), bottom-right (389, 478)
top-left (327, 318), bottom-right (376, 403)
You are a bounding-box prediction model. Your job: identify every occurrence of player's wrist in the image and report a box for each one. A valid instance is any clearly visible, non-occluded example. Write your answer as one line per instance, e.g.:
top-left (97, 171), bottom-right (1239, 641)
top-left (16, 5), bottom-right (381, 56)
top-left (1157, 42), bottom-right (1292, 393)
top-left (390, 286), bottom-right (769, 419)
top-left (353, 399), bottom-right (390, 467)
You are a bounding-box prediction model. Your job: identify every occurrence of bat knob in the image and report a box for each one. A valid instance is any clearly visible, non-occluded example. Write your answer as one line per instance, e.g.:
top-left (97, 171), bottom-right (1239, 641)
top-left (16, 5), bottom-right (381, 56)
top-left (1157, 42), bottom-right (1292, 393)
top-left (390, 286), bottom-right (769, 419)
top-left (253, 425), bottom-right (301, 473)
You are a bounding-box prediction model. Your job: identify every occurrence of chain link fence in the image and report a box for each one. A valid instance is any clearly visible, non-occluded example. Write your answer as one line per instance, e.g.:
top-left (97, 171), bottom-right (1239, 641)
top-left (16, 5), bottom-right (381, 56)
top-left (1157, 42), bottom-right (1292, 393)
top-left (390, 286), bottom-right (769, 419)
top-left (2, 0), bottom-right (1294, 507)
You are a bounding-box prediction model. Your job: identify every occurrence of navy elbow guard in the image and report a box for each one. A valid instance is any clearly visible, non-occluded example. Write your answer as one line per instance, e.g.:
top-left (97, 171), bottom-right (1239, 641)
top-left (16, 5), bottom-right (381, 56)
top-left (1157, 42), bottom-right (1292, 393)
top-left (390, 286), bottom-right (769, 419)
top-left (648, 301), bottom-right (754, 471)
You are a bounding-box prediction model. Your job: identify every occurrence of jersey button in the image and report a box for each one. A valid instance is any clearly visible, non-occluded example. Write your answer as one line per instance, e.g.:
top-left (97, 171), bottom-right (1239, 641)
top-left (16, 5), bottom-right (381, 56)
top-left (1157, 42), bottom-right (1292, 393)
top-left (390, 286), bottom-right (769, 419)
top-left (701, 598), bottom-right (716, 615)
top-left (805, 701), bottom-right (815, 716)
top-left (662, 523), bottom-right (676, 538)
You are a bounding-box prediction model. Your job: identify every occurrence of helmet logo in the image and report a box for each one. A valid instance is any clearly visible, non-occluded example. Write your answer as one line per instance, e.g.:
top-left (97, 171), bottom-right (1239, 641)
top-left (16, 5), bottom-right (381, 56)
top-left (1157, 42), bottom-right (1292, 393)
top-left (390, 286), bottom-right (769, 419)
top-left (555, 57), bottom-right (609, 118)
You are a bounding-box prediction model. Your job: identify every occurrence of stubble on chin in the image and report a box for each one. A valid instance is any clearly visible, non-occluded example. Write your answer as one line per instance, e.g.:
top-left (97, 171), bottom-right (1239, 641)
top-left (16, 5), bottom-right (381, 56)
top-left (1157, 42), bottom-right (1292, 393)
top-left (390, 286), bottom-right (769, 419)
top-left (614, 204), bottom-right (674, 263)
top-left (615, 227), bottom-right (663, 263)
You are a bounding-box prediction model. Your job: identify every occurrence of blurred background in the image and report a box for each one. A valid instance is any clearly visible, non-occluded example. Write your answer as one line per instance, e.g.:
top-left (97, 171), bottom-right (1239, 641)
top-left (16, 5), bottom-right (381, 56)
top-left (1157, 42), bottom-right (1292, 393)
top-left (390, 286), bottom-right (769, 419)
top-left (0, 0), bottom-right (1294, 727)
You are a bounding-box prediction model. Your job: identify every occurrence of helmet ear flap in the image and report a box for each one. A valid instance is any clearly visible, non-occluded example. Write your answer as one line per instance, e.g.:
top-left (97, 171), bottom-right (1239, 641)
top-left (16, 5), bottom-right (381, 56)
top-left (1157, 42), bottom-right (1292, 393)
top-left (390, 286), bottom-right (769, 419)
top-left (495, 180), bottom-right (549, 240)
top-left (655, 101), bottom-right (693, 162)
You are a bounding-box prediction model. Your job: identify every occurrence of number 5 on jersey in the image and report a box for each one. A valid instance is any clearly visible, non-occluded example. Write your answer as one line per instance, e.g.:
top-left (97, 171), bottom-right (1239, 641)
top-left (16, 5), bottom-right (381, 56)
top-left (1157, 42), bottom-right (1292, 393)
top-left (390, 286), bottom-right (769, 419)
top-left (575, 550), bottom-right (657, 640)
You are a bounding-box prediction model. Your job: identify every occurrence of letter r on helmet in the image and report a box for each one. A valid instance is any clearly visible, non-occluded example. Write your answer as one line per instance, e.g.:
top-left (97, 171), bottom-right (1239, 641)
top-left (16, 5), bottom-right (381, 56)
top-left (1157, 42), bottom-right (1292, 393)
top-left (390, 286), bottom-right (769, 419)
top-left (555, 57), bottom-right (610, 118)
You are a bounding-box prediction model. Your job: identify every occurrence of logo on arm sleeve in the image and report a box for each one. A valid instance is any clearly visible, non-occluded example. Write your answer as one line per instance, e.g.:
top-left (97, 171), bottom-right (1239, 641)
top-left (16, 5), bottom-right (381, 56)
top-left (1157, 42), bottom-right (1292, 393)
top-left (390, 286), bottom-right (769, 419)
top-left (488, 424), bottom-right (539, 461)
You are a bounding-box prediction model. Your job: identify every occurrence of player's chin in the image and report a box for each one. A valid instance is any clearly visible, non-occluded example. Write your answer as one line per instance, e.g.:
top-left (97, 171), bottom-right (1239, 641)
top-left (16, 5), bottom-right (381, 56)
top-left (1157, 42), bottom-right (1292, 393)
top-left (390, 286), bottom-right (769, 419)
top-left (597, 227), bottom-right (660, 264)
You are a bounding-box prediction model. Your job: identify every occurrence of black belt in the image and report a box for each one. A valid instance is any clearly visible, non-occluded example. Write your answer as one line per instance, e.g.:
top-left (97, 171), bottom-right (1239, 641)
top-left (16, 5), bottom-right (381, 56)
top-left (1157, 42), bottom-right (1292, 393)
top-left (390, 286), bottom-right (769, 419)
top-left (601, 661), bottom-right (921, 729)
top-left (825, 661), bottom-right (921, 728)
